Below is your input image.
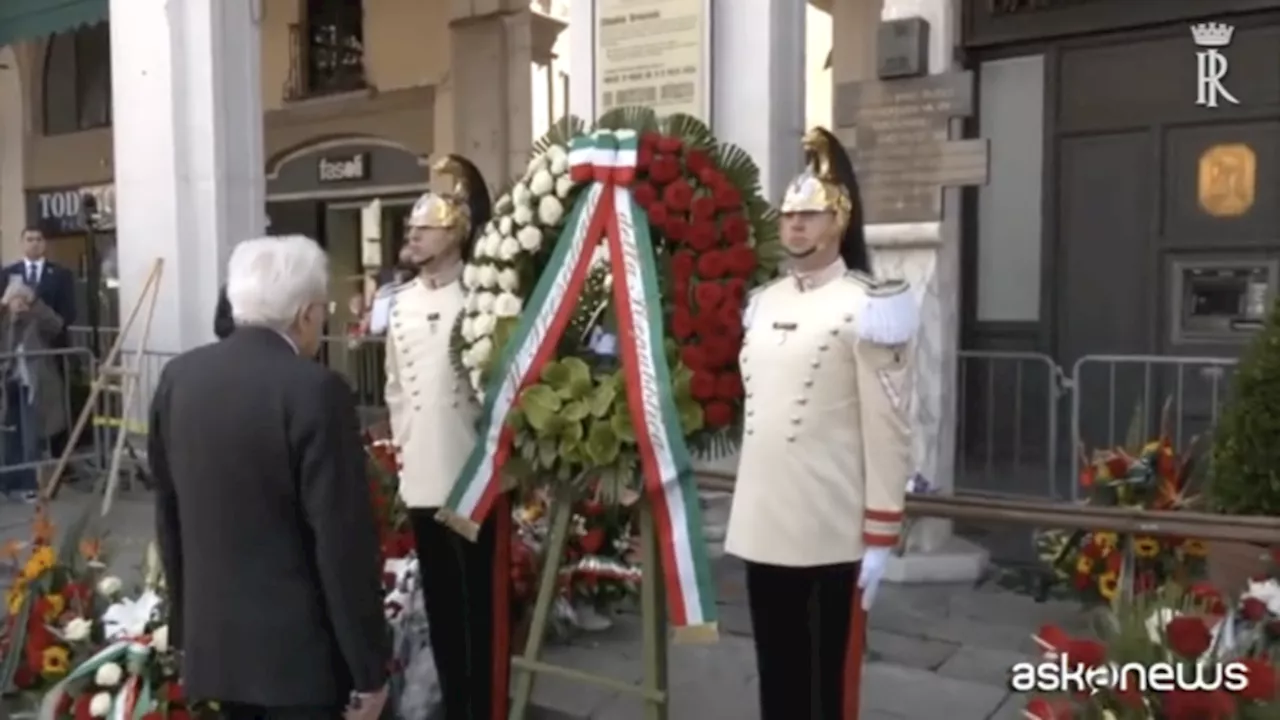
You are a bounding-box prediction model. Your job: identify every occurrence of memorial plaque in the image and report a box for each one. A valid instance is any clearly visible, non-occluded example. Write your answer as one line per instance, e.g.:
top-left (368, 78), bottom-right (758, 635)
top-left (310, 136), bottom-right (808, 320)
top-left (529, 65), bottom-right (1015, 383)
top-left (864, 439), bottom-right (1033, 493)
top-left (835, 71), bottom-right (974, 150)
top-left (855, 140), bottom-right (989, 224)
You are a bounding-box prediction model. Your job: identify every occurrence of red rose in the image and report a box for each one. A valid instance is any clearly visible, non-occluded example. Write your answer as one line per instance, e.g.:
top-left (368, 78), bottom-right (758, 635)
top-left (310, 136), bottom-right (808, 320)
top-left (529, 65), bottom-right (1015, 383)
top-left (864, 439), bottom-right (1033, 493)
top-left (687, 221), bottom-right (719, 252)
top-left (579, 528), bottom-right (606, 554)
top-left (694, 282), bottom-right (724, 310)
top-left (725, 245), bottom-right (757, 278)
top-left (685, 148), bottom-right (712, 175)
top-left (713, 184), bottom-right (742, 210)
top-left (696, 251), bottom-right (728, 279)
top-left (691, 196), bottom-right (717, 222)
top-left (680, 346), bottom-right (707, 371)
top-left (1112, 684), bottom-right (1145, 709)
top-left (671, 251), bottom-right (697, 281)
top-left (671, 308), bottom-right (694, 339)
top-left (1023, 697), bottom-right (1071, 720)
top-left (1238, 657), bottom-right (1278, 701)
top-left (722, 278), bottom-right (747, 307)
top-left (703, 401), bottom-right (733, 428)
top-left (63, 583), bottom-right (92, 609)
top-left (715, 372), bottom-right (743, 400)
top-left (663, 216), bottom-right (689, 242)
top-left (1187, 583), bottom-right (1226, 615)
top-left (656, 136), bottom-right (683, 154)
top-left (722, 215), bottom-right (750, 245)
top-left (698, 167), bottom-right (725, 188)
top-left (1165, 615), bottom-right (1212, 659)
top-left (716, 304), bottom-right (743, 335)
top-left (693, 313), bottom-right (720, 339)
top-left (640, 131), bottom-right (662, 149)
top-left (168, 710), bottom-right (193, 720)
top-left (632, 182), bottom-right (658, 209)
top-left (663, 180), bottom-right (694, 212)
top-left (691, 372), bottom-right (717, 401)
top-left (1242, 596), bottom-right (1269, 621)
top-left (1061, 638), bottom-right (1106, 668)
top-left (1161, 689), bottom-right (1235, 720)
top-left (672, 279), bottom-right (690, 306)
top-left (637, 145), bottom-right (654, 171)
top-left (647, 203), bottom-right (670, 228)
top-left (649, 155), bottom-right (681, 185)
top-left (1072, 573), bottom-right (1091, 590)
top-left (141, 713), bottom-right (164, 720)
top-left (702, 337), bottom-right (735, 368)
top-left (13, 664), bottom-right (36, 690)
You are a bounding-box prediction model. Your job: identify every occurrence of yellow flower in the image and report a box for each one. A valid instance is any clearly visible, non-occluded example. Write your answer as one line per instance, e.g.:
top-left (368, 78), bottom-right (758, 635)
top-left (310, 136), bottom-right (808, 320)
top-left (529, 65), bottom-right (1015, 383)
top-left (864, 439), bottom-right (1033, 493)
top-left (1098, 571), bottom-right (1119, 599)
top-left (1076, 556), bottom-right (1094, 575)
top-left (22, 546), bottom-right (55, 580)
top-left (1182, 539), bottom-right (1208, 557)
top-left (1094, 532), bottom-right (1118, 551)
top-left (5, 584), bottom-right (26, 615)
top-left (40, 645), bottom-right (70, 678)
top-left (1134, 537), bottom-right (1161, 558)
top-left (40, 593), bottom-right (65, 622)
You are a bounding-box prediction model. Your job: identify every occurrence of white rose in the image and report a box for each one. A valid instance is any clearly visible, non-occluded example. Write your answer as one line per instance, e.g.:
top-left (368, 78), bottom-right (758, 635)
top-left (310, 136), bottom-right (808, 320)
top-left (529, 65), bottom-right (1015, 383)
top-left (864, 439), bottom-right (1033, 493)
top-left (95, 661), bottom-right (124, 687)
top-left (479, 233), bottom-right (500, 259)
top-left (529, 169), bottom-right (555, 197)
top-left (498, 237), bottom-right (521, 261)
top-left (461, 345), bottom-right (479, 369)
top-left (470, 369), bottom-right (484, 391)
top-left (476, 292), bottom-right (496, 314)
top-left (462, 265), bottom-right (479, 287)
top-left (151, 624), bottom-right (170, 653)
top-left (461, 316), bottom-right (478, 342)
top-left (547, 145), bottom-right (569, 175)
top-left (526, 154), bottom-right (548, 177)
top-left (478, 265), bottom-right (499, 289)
top-left (495, 194), bottom-right (513, 214)
top-left (555, 175), bottom-right (574, 199)
top-left (1245, 578), bottom-right (1280, 616)
top-left (471, 337), bottom-right (494, 365)
top-left (512, 182), bottom-right (532, 207)
top-left (97, 576), bottom-right (122, 597)
top-left (473, 313), bottom-right (496, 337)
top-left (498, 216), bottom-right (513, 236)
top-left (90, 692), bottom-right (112, 718)
top-left (538, 196), bottom-right (565, 227)
top-left (497, 268), bottom-right (519, 292)
top-left (590, 243), bottom-right (610, 268)
top-left (494, 293), bottom-right (522, 318)
top-left (516, 226), bottom-right (543, 252)
top-left (512, 205), bottom-right (534, 226)
top-left (465, 294), bottom-right (480, 313)
top-left (63, 617), bottom-right (92, 642)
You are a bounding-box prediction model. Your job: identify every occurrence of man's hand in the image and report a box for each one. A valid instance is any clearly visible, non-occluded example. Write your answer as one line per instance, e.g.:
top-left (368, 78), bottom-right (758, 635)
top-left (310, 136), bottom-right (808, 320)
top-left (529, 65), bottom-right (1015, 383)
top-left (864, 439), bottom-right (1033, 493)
top-left (857, 547), bottom-right (892, 610)
top-left (345, 686), bottom-right (389, 720)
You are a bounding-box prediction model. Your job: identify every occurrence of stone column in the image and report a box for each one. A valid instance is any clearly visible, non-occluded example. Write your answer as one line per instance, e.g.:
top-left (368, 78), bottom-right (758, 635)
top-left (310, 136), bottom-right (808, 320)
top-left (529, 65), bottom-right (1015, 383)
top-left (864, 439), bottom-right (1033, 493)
top-left (450, 0), bottom-right (534, 189)
top-left (109, 0), bottom-right (265, 353)
top-left (0, 45), bottom-right (25, 261)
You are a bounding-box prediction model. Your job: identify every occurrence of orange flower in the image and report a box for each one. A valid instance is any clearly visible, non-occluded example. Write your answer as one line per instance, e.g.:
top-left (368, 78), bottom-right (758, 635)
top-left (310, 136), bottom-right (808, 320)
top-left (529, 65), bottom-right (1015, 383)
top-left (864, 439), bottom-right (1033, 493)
top-left (79, 538), bottom-right (103, 562)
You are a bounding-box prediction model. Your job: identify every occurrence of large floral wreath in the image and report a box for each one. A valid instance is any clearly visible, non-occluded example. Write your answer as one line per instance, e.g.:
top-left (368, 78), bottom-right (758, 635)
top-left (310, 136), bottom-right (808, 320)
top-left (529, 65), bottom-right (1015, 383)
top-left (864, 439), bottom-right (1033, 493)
top-left (445, 109), bottom-right (780, 636)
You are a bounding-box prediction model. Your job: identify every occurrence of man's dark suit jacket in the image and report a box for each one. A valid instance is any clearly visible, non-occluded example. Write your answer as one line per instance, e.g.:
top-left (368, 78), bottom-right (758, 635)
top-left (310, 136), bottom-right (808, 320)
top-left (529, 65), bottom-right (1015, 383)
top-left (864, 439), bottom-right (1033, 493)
top-left (2, 260), bottom-right (75, 345)
top-left (148, 327), bottom-right (390, 708)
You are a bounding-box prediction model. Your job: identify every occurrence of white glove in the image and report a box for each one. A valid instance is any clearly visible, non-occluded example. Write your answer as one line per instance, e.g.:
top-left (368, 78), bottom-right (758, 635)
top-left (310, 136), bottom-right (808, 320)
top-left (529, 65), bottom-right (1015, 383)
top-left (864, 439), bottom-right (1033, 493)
top-left (857, 547), bottom-right (892, 610)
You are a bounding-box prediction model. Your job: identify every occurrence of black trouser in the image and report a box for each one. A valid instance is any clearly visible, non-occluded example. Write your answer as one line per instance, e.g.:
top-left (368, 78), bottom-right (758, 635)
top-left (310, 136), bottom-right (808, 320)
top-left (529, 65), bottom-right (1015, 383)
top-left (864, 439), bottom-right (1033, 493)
top-left (410, 507), bottom-right (503, 720)
top-left (745, 561), bottom-right (865, 720)
top-left (218, 702), bottom-right (341, 720)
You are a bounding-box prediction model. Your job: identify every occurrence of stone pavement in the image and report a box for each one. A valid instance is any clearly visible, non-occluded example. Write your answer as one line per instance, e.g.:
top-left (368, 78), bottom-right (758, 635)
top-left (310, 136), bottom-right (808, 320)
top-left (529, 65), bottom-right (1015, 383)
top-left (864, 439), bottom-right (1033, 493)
top-left (0, 491), bottom-right (1091, 719)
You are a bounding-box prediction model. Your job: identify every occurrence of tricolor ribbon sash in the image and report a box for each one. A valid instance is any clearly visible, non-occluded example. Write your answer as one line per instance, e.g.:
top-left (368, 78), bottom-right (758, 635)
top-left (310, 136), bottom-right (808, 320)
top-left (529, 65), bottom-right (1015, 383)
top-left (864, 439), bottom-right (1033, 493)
top-left (441, 129), bottom-right (717, 639)
top-left (39, 640), bottom-right (155, 720)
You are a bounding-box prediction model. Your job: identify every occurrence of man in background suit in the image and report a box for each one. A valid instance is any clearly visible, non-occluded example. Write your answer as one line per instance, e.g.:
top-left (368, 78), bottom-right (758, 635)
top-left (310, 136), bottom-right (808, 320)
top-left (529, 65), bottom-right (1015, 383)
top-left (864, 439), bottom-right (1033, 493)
top-left (149, 235), bottom-right (391, 720)
top-left (2, 228), bottom-right (76, 346)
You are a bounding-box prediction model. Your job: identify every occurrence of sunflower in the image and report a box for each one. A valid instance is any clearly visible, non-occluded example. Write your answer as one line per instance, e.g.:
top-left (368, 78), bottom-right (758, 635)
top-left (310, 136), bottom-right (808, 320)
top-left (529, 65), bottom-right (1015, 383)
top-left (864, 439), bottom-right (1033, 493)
top-left (5, 583), bottom-right (26, 615)
top-left (40, 645), bottom-right (69, 678)
top-left (21, 546), bottom-right (55, 580)
top-left (1098, 571), bottom-right (1120, 599)
top-left (1182, 539), bottom-right (1208, 557)
top-left (1076, 556), bottom-right (1094, 575)
top-left (1093, 532), bottom-right (1119, 552)
top-left (40, 593), bottom-right (65, 622)
top-left (1134, 536), bottom-right (1161, 558)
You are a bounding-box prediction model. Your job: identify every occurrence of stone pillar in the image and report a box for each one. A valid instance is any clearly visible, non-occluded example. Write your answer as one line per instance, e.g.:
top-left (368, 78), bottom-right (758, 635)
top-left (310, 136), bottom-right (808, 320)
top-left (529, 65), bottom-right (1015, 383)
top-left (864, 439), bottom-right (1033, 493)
top-left (450, 0), bottom-right (534, 190)
top-left (0, 45), bottom-right (25, 261)
top-left (109, 0), bottom-right (265, 353)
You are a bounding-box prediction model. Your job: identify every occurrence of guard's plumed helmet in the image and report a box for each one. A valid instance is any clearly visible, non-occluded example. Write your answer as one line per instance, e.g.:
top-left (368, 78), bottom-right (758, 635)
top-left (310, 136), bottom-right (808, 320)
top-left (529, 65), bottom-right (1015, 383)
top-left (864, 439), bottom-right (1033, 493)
top-left (408, 154), bottom-right (492, 260)
top-left (780, 127), bottom-right (870, 273)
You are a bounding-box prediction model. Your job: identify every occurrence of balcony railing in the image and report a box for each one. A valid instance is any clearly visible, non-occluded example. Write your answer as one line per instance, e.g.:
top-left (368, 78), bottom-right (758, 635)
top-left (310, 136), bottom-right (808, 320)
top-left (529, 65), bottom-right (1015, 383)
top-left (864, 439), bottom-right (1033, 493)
top-left (283, 21), bottom-right (367, 102)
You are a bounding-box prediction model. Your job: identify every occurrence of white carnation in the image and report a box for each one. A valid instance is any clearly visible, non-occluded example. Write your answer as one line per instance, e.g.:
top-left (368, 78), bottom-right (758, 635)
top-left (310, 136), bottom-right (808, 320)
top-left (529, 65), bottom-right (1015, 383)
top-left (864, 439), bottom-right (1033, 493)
top-left (473, 313), bottom-right (496, 337)
top-left (590, 243), bottom-right (610, 268)
top-left (477, 265), bottom-right (499, 289)
top-left (526, 154), bottom-right (548, 177)
top-left (497, 268), bottom-right (519, 292)
top-left (529, 169), bottom-right (555, 197)
top-left (498, 216), bottom-right (513, 235)
top-left (461, 316), bottom-right (478, 342)
top-left (151, 624), bottom-right (170, 653)
top-left (63, 617), bottom-right (92, 642)
top-left (481, 232), bottom-right (502, 258)
top-left (461, 345), bottom-right (480, 369)
top-left (512, 182), bottom-right (532, 207)
top-left (494, 293), bottom-right (523, 318)
top-left (476, 292), bottom-right (496, 314)
top-left (538, 195), bottom-right (565, 226)
top-left (97, 576), bottom-right (122, 597)
top-left (95, 661), bottom-right (123, 687)
top-left (516, 226), bottom-right (543, 252)
top-left (470, 369), bottom-right (484, 392)
top-left (471, 337), bottom-right (494, 365)
top-left (555, 175), bottom-right (574, 198)
top-left (498, 236), bottom-right (521, 261)
top-left (462, 265), bottom-right (479, 287)
top-left (512, 205), bottom-right (534, 226)
top-left (465, 294), bottom-right (480, 313)
top-left (90, 692), bottom-right (112, 717)
top-left (547, 145), bottom-right (569, 175)
top-left (495, 194), bottom-right (513, 214)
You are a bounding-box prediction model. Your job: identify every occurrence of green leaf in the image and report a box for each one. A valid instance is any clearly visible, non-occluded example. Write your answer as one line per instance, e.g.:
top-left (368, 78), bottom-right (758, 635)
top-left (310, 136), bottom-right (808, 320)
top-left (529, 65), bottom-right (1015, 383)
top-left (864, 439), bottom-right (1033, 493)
top-left (504, 456), bottom-right (536, 482)
top-left (533, 115), bottom-right (587, 157)
top-left (560, 418), bottom-right (585, 443)
top-left (610, 409), bottom-right (637, 443)
top-left (677, 397), bottom-right (705, 434)
top-left (506, 406), bottom-right (528, 432)
top-left (537, 436), bottom-right (559, 469)
top-left (661, 113), bottom-right (715, 151)
top-left (0, 589), bottom-right (33, 691)
top-left (540, 360), bottom-right (570, 392)
top-left (586, 421), bottom-right (623, 467)
top-left (588, 382), bottom-right (618, 418)
top-left (518, 384), bottom-right (563, 432)
top-left (562, 400), bottom-right (590, 422)
top-left (713, 142), bottom-right (764, 198)
top-left (596, 106), bottom-right (660, 133)
top-left (560, 356), bottom-right (594, 399)
top-left (492, 317), bottom-right (518, 357)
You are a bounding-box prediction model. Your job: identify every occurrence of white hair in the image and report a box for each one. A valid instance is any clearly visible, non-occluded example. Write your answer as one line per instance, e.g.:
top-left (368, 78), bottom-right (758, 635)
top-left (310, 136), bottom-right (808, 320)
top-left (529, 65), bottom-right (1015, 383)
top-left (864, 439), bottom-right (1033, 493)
top-left (226, 235), bottom-right (329, 331)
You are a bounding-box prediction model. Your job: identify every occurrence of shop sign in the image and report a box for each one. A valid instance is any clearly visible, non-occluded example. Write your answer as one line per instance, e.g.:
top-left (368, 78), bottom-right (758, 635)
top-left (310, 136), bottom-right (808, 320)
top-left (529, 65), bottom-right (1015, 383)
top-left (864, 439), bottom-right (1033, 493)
top-left (317, 153), bottom-right (370, 183)
top-left (26, 183), bottom-right (115, 235)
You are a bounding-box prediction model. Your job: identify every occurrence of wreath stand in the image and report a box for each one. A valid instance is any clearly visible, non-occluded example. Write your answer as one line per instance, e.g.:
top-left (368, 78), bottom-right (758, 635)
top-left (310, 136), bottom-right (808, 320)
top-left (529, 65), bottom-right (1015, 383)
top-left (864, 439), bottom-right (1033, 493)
top-left (507, 487), bottom-right (670, 720)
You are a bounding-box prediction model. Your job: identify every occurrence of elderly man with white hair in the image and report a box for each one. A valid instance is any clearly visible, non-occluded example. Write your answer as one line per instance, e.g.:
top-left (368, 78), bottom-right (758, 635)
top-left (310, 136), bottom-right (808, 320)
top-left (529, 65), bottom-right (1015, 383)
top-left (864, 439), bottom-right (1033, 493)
top-left (148, 235), bottom-right (391, 720)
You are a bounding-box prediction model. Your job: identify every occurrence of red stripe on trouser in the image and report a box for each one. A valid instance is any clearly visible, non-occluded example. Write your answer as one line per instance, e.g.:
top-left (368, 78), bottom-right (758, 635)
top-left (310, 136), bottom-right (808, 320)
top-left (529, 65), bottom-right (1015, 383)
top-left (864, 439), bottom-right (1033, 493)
top-left (491, 493), bottom-right (512, 720)
top-left (841, 588), bottom-right (867, 720)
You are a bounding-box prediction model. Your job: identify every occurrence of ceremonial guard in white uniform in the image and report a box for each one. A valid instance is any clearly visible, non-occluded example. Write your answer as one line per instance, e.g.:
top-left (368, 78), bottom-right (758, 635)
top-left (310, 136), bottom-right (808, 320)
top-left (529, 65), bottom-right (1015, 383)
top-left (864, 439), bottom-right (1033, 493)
top-left (384, 155), bottom-right (508, 720)
top-left (725, 128), bottom-right (918, 720)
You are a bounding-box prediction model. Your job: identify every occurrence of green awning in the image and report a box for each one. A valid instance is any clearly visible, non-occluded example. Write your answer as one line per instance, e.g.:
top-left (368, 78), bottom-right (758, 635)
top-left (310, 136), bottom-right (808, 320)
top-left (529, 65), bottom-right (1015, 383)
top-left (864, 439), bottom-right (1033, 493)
top-left (0, 0), bottom-right (107, 49)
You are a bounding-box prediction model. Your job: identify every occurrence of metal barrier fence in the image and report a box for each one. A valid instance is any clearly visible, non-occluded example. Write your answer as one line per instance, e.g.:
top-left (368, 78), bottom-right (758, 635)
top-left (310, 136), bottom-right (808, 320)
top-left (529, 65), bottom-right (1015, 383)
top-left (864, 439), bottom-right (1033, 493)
top-left (0, 346), bottom-right (102, 493)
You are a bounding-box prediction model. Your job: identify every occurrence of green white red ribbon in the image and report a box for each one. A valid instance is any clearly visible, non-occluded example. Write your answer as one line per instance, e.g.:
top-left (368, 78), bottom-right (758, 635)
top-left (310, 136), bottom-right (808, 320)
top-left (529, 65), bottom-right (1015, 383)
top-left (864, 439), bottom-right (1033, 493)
top-left (38, 640), bottom-right (155, 720)
top-left (442, 129), bottom-right (717, 637)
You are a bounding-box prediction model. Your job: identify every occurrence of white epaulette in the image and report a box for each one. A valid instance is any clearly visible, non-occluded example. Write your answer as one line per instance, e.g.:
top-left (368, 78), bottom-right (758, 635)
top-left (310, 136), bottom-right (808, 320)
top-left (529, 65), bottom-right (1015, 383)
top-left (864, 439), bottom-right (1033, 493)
top-left (844, 271), bottom-right (918, 346)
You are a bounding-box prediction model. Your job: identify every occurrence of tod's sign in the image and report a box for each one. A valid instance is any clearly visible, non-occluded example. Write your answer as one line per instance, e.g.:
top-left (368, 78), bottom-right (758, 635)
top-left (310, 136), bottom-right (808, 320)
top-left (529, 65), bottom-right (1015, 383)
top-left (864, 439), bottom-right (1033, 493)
top-left (317, 153), bottom-right (371, 183)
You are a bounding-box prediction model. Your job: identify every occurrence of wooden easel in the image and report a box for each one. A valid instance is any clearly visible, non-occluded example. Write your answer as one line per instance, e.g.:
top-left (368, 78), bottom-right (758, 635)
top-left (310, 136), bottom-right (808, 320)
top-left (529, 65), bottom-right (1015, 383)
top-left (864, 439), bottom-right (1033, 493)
top-left (507, 487), bottom-right (670, 720)
top-left (41, 258), bottom-right (165, 517)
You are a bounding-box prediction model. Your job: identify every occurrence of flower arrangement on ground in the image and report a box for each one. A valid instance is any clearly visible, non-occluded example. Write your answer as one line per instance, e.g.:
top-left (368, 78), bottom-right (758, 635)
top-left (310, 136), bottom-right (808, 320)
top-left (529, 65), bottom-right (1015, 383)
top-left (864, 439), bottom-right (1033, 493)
top-left (365, 431), bottom-right (414, 561)
top-left (1037, 405), bottom-right (1207, 604)
top-left (442, 109), bottom-right (780, 636)
top-left (1023, 574), bottom-right (1279, 719)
